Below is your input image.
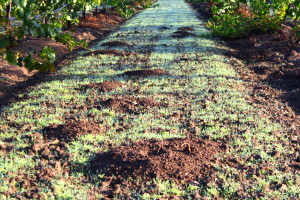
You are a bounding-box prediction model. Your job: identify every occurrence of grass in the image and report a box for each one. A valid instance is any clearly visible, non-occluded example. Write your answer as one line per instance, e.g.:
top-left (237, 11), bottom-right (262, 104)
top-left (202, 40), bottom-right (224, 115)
top-left (0, 0), bottom-right (299, 199)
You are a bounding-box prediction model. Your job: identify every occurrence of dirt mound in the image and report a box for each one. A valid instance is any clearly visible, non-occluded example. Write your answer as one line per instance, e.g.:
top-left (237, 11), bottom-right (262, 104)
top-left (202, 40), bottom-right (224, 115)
top-left (43, 120), bottom-right (105, 142)
top-left (84, 49), bottom-right (134, 57)
top-left (178, 27), bottom-right (195, 31)
top-left (171, 30), bottom-right (196, 38)
top-left (100, 96), bottom-right (163, 113)
top-left (123, 69), bottom-right (168, 78)
top-left (91, 137), bottom-right (224, 183)
top-left (158, 26), bottom-right (171, 31)
top-left (102, 41), bottom-right (130, 47)
top-left (84, 81), bottom-right (124, 92)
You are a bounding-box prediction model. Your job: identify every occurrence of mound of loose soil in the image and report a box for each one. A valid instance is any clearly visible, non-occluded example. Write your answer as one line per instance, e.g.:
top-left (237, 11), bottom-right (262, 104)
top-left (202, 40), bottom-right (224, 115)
top-left (43, 120), bottom-right (105, 142)
top-left (100, 96), bottom-right (163, 113)
top-left (79, 11), bottom-right (124, 32)
top-left (158, 26), bottom-right (171, 31)
top-left (91, 137), bottom-right (224, 183)
top-left (84, 49), bottom-right (136, 57)
top-left (123, 69), bottom-right (168, 77)
top-left (102, 41), bottom-right (130, 47)
top-left (178, 27), bottom-right (195, 31)
top-left (171, 30), bottom-right (196, 38)
top-left (84, 81), bottom-right (124, 92)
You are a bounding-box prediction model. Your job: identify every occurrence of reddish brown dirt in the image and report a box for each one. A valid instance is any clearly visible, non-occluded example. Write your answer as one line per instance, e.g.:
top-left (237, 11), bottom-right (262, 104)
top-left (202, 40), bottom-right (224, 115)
top-left (43, 120), bottom-right (105, 142)
top-left (0, 38), bottom-right (70, 97)
top-left (0, 143), bottom-right (14, 153)
top-left (79, 11), bottom-right (124, 32)
top-left (102, 41), bottom-right (130, 47)
top-left (123, 69), bottom-right (168, 77)
top-left (100, 96), bottom-right (164, 113)
top-left (171, 30), bottom-right (196, 38)
top-left (90, 137), bottom-right (225, 183)
top-left (84, 80), bottom-right (124, 92)
top-left (84, 49), bottom-right (133, 57)
top-left (224, 31), bottom-right (300, 135)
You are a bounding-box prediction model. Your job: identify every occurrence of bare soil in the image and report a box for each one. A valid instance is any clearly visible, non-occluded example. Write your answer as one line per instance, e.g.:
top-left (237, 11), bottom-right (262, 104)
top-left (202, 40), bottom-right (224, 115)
top-left (83, 80), bottom-right (124, 92)
top-left (91, 137), bottom-right (225, 183)
top-left (43, 120), bottom-right (106, 142)
top-left (171, 30), bottom-right (196, 38)
top-left (99, 96), bottom-right (165, 113)
top-left (102, 41), bottom-right (130, 47)
top-left (123, 69), bottom-right (168, 77)
top-left (178, 26), bottom-right (195, 31)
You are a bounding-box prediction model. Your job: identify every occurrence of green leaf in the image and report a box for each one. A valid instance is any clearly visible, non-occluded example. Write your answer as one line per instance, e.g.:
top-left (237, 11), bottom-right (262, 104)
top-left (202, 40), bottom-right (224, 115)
top-left (0, 37), bottom-right (10, 49)
top-left (4, 49), bottom-right (18, 65)
top-left (40, 46), bottom-right (56, 63)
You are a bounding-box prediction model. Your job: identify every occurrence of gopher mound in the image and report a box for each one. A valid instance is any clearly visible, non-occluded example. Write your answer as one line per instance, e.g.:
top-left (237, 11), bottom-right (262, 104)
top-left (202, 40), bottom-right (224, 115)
top-left (84, 81), bottom-right (124, 92)
top-left (100, 96), bottom-right (163, 113)
top-left (178, 27), bottom-right (195, 31)
top-left (123, 69), bottom-right (168, 78)
top-left (171, 30), bottom-right (196, 38)
top-left (85, 49), bottom-right (131, 57)
top-left (158, 26), bottom-right (171, 31)
top-left (102, 41), bottom-right (130, 47)
top-left (91, 137), bottom-right (224, 183)
top-left (43, 121), bottom-right (105, 142)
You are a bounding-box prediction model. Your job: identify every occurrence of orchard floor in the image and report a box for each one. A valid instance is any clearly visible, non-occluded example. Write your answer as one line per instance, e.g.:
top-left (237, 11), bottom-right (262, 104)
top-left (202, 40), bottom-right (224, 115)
top-left (0, 0), bottom-right (300, 199)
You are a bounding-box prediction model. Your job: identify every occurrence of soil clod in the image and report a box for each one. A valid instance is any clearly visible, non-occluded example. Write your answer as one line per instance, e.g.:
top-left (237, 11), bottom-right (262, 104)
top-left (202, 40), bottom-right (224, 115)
top-left (171, 30), bottom-right (196, 38)
top-left (158, 26), bottom-right (171, 31)
top-left (100, 96), bottom-right (164, 113)
top-left (178, 27), bottom-right (195, 31)
top-left (84, 81), bottom-right (124, 92)
top-left (123, 69), bottom-right (168, 78)
top-left (102, 41), bottom-right (130, 47)
top-left (85, 49), bottom-right (132, 57)
top-left (91, 137), bottom-right (224, 183)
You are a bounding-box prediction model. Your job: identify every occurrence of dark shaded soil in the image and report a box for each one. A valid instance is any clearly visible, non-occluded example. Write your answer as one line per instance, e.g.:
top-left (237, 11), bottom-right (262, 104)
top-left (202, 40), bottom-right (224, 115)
top-left (102, 41), bottom-right (130, 47)
top-left (171, 30), bottom-right (196, 38)
top-left (90, 137), bottom-right (225, 183)
top-left (158, 26), bottom-right (171, 31)
top-left (123, 69), bottom-right (168, 77)
top-left (84, 49), bottom-right (134, 57)
top-left (84, 81), bottom-right (124, 92)
top-left (178, 27), bottom-right (195, 31)
top-left (99, 96), bottom-right (164, 113)
top-left (43, 120), bottom-right (105, 142)
top-left (190, 2), bottom-right (213, 22)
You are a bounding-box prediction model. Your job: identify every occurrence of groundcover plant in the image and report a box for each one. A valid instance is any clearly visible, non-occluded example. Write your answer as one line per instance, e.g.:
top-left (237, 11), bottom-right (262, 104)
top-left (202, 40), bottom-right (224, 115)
top-left (0, 0), bottom-right (299, 199)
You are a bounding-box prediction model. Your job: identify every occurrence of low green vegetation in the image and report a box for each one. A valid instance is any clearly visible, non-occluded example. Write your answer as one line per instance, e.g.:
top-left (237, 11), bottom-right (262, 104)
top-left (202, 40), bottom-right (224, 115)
top-left (188, 0), bottom-right (300, 38)
top-left (0, 0), bottom-right (299, 199)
